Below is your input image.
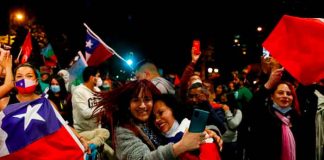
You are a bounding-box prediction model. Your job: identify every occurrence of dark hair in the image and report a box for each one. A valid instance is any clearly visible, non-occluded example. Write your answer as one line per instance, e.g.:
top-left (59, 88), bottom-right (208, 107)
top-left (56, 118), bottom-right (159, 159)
top-left (95, 79), bottom-right (161, 148)
top-left (153, 94), bottom-right (187, 122)
top-left (82, 66), bottom-right (99, 82)
top-left (48, 74), bottom-right (68, 99)
top-left (13, 63), bottom-right (41, 94)
top-left (14, 63), bottom-right (37, 77)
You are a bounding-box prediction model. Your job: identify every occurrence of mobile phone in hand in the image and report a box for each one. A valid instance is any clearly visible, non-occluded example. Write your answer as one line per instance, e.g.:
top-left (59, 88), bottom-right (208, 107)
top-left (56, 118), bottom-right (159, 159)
top-left (193, 40), bottom-right (201, 55)
top-left (189, 109), bottom-right (209, 133)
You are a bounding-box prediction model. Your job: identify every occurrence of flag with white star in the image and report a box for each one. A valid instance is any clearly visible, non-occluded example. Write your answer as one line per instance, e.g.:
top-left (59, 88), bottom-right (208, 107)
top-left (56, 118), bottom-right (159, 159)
top-left (0, 97), bottom-right (85, 160)
top-left (85, 29), bottom-right (114, 66)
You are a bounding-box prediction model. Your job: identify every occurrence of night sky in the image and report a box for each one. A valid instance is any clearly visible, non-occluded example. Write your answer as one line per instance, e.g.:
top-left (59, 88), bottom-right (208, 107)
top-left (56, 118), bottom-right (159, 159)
top-left (1, 0), bottom-right (323, 79)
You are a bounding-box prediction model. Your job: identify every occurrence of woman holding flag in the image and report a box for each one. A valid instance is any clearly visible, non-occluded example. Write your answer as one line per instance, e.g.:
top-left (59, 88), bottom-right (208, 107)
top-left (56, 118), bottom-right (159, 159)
top-left (0, 63), bottom-right (91, 159)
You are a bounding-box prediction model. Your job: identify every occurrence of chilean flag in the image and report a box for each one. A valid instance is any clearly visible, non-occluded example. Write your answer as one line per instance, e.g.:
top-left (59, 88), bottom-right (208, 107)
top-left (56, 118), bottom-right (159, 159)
top-left (85, 29), bottom-right (114, 66)
top-left (0, 97), bottom-right (85, 159)
top-left (15, 79), bottom-right (37, 94)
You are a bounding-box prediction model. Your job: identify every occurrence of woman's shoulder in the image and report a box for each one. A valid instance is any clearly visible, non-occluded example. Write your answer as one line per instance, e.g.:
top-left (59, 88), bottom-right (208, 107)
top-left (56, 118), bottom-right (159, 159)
top-left (116, 126), bottom-right (137, 136)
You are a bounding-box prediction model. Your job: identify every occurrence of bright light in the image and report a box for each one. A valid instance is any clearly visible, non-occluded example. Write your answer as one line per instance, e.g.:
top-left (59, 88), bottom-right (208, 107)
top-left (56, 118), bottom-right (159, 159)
top-left (257, 26), bottom-right (263, 32)
top-left (126, 59), bottom-right (133, 66)
top-left (234, 39), bottom-right (239, 43)
top-left (208, 68), bottom-right (213, 73)
top-left (214, 68), bottom-right (219, 73)
top-left (15, 13), bottom-right (24, 21)
top-left (13, 11), bottom-right (25, 23)
top-left (242, 51), bottom-right (247, 55)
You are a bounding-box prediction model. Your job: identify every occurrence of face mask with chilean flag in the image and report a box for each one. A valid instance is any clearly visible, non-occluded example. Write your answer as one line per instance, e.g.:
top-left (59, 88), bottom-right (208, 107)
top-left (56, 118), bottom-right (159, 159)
top-left (15, 78), bottom-right (37, 94)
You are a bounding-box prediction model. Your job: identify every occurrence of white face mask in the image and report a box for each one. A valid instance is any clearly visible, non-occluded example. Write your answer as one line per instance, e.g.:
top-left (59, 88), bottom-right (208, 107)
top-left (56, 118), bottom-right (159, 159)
top-left (96, 78), bottom-right (103, 87)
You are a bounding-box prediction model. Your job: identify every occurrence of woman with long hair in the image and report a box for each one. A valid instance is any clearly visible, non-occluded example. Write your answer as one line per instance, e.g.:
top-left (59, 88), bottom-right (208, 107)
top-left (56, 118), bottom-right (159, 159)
top-left (249, 68), bottom-right (303, 160)
top-left (48, 74), bottom-right (73, 125)
top-left (95, 79), bottom-right (205, 160)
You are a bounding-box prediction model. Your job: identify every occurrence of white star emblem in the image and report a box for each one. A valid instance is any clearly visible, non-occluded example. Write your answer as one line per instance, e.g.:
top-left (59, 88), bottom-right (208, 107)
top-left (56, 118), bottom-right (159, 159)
top-left (85, 40), bottom-right (93, 49)
top-left (13, 103), bottom-right (45, 130)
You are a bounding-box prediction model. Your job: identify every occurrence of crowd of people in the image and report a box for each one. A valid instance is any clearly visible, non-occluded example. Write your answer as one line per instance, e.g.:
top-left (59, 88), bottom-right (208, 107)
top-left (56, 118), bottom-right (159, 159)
top-left (0, 42), bottom-right (323, 160)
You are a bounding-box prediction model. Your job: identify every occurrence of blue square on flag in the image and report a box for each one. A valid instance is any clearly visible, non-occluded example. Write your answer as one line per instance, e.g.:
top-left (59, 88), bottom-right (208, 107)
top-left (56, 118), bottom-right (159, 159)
top-left (84, 30), bottom-right (113, 66)
top-left (85, 32), bottom-right (100, 56)
top-left (0, 97), bottom-right (85, 160)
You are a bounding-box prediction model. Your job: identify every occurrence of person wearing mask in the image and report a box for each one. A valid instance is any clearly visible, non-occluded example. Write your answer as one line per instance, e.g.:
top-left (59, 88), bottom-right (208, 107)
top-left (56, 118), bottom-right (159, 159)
top-left (71, 66), bottom-right (113, 159)
top-left (0, 63), bottom-right (90, 154)
top-left (48, 74), bottom-right (73, 125)
top-left (101, 77), bottom-right (112, 91)
top-left (249, 68), bottom-right (305, 160)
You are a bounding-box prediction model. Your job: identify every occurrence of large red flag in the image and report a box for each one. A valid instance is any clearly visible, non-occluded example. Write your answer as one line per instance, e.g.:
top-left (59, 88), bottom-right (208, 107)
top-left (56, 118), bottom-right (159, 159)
top-left (20, 32), bottom-right (32, 64)
top-left (262, 15), bottom-right (324, 85)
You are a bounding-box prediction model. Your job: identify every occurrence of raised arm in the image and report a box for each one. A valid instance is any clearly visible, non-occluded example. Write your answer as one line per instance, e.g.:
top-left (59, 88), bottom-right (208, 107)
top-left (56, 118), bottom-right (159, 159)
top-left (0, 49), bottom-right (14, 98)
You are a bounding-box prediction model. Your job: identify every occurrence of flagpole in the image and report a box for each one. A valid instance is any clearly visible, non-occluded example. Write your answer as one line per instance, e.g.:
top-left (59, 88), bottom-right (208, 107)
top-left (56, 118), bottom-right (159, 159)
top-left (15, 48), bottom-right (22, 63)
top-left (77, 51), bottom-right (88, 67)
top-left (83, 23), bottom-right (128, 64)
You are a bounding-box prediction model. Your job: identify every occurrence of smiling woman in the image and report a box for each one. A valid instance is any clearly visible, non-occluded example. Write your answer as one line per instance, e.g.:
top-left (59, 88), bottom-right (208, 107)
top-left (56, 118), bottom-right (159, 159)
top-left (248, 67), bottom-right (305, 160)
top-left (94, 79), bottom-right (206, 160)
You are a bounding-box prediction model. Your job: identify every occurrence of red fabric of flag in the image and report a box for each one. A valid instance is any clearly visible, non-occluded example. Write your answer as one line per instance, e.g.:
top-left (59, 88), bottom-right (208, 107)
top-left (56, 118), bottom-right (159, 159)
top-left (262, 15), bottom-right (324, 85)
top-left (85, 30), bottom-right (114, 66)
top-left (0, 127), bottom-right (84, 160)
top-left (20, 32), bottom-right (32, 64)
top-left (0, 97), bottom-right (85, 160)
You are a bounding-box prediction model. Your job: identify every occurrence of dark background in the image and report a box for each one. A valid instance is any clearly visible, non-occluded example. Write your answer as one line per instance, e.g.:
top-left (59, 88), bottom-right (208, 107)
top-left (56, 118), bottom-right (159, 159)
top-left (1, 0), bottom-right (323, 79)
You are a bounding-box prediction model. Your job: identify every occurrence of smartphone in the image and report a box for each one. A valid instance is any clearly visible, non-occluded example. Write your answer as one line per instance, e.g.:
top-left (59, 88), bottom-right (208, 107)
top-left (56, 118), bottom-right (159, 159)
top-left (189, 109), bottom-right (210, 133)
top-left (192, 40), bottom-right (200, 55)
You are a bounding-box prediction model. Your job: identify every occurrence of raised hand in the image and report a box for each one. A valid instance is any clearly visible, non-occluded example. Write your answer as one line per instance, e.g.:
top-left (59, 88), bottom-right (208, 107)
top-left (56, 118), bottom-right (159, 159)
top-left (191, 47), bottom-right (201, 64)
top-left (264, 67), bottom-right (284, 89)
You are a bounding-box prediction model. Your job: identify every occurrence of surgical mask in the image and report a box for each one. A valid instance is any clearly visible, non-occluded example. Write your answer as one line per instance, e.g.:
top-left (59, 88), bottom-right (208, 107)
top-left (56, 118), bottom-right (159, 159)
top-left (96, 78), bottom-right (103, 87)
top-left (15, 79), bottom-right (37, 94)
top-left (102, 84), bottom-right (110, 91)
top-left (50, 85), bottom-right (61, 93)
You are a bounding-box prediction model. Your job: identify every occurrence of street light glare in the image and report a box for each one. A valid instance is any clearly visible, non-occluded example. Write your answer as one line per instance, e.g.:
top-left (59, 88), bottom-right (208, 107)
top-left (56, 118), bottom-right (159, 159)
top-left (257, 26), bottom-right (263, 32)
top-left (15, 12), bottom-right (24, 21)
top-left (127, 59), bottom-right (133, 66)
top-left (208, 68), bottom-right (213, 73)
